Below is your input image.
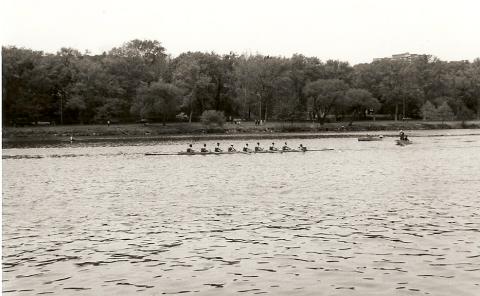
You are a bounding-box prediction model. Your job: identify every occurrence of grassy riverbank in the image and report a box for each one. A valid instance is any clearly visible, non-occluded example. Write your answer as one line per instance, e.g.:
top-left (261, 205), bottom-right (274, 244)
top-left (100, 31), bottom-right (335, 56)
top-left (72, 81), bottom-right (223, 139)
top-left (3, 120), bottom-right (480, 146)
top-left (3, 120), bottom-right (480, 138)
top-left (2, 121), bottom-right (480, 142)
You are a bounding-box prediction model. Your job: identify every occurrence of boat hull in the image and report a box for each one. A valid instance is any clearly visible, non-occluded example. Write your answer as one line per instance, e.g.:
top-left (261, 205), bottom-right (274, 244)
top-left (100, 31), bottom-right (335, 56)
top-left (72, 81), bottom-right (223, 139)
top-left (358, 137), bottom-right (383, 141)
top-left (396, 139), bottom-right (412, 146)
top-left (145, 148), bottom-right (333, 156)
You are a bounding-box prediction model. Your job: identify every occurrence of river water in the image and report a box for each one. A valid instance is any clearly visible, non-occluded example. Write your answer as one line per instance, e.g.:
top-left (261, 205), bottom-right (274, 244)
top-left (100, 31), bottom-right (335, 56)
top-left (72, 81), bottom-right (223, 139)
top-left (3, 130), bottom-right (480, 295)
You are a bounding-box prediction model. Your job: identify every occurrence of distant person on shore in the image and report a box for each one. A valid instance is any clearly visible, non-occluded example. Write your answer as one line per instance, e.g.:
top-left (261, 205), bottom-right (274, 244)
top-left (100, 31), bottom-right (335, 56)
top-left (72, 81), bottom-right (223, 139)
top-left (200, 144), bottom-right (209, 153)
top-left (214, 143), bottom-right (222, 152)
top-left (107, 120), bottom-right (110, 127)
top-left (298, 144), bottom-right (307, 152)
top-left (282, 142), bottom-right (291, 151)
top-left (186, 144), bottom-right (194, 153)
top-left (228, 144), bottom-right (236, 152)
top-left (255, 142), bottom-right (264, 152)
top-left (269, 142), bottom-right (278, 151)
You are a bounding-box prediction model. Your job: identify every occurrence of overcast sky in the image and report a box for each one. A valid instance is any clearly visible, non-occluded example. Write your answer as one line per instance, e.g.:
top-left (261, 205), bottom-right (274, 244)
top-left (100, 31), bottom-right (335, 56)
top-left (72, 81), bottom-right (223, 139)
top-left (2, 0), bottom-right (479, 65)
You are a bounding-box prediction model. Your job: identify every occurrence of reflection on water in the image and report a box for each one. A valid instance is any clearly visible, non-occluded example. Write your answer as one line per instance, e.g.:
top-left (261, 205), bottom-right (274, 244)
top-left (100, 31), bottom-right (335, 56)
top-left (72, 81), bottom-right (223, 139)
top-left (3, 132), bottom-right (480, 295)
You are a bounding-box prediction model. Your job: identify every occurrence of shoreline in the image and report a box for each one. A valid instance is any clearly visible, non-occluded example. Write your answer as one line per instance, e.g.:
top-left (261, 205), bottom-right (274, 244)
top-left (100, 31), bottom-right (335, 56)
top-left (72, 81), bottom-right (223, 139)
top-left (3, 120), bottom-right (480, 148)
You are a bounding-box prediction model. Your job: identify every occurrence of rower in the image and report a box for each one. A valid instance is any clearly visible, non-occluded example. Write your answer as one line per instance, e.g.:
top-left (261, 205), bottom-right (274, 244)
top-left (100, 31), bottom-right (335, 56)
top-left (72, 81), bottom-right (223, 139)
top-left (269, 142), bottom-right (278, 151)
top-left (282, 141), bottom-right (291, 151)
top-left (186, 144), bottom-right (194, 153)
top-left (200, 144), bottom-right (209, 153)
top-left (228, 144), bottom-right (236, 152)
top-left (255, 142), bottom-right (264, 152)
top-left (243, 143), bottom-right (252, 152)
top-left (214, 143), bottom-right (222, 152)
top-left (399, 130), bottom-right (405, 140)
top-left (298, 144), bottom-right (307, 152)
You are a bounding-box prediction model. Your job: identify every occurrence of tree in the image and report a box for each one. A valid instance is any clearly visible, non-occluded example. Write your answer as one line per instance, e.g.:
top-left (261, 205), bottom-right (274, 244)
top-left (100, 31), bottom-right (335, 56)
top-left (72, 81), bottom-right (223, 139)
top-left (233, 54), bottom-right (263, 120)
top-left (131, 80), bottom-right (181, 126)
top-left (437, 101), bottom-right (454, 124)
top-left (287, 54), bottom-right (326, 112)
top-left (343, 88), bottom-right (379, 124)
top-left (4, 41), bottom-right (480, 126)
top-left (106, 39), bottom-right (168, 120)
top-left (304, 79), bottom-right (349, 125)
top-left (172, 52), bottom-right (212, 122)
top-left (2, 46), bottom-right (64, 124)
top-left (420, 101), bottom-right (437, 120)
top-left (272, 76), bottom-right (300, 123)
top-left (200, 110), bottom-right (226, 127)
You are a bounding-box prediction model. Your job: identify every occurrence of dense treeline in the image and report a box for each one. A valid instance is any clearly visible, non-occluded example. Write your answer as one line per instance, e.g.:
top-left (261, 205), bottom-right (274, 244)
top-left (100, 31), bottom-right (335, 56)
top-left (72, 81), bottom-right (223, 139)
top-left (3, 39), bottom-right (480, 126)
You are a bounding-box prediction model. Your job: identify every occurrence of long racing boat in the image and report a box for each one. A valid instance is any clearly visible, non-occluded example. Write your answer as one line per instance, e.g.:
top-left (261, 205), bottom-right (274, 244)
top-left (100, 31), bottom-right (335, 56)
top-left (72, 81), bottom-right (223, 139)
top-left (145, 148), bottom-right (333, 156)
top-left (358, 135), bottom-right (383, 141)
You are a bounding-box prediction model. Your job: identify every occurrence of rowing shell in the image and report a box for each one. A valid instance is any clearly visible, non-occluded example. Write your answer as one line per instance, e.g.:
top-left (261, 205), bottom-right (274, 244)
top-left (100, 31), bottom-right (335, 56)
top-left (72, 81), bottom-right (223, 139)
top-left (358, 136), bottom-right (383, 141)
top-left (146, 151), bottom-right (248, 156)
top-left (145, 148), bottom-right (333, 156)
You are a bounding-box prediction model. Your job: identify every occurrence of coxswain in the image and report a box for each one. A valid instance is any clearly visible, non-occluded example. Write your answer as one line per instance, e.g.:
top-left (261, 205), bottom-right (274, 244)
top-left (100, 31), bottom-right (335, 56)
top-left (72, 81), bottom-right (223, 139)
top-left (269, 142), bottom-right (278, 151)
top-left (228, 144), bottom-right (236, 152)
top-left (200, 144), bottom-right (209, 153)
top-left (255, 142), bottom-right (264, 152)
top-left (186, 144), bottom-right (194, 153)
top-left (243, 143), bottom-right (252, 152)
top-left (298, 144), bottom-right (307, 152)
top-left (214, 143), bottom-right (222, 152)
top-left (282, 141), bottom-right (291, 151)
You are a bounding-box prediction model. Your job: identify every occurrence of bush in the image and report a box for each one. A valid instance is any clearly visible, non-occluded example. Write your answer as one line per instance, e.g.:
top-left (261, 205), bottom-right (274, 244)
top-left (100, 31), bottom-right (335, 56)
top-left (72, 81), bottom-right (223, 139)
top-left (200, 110), bottom-right (226, 127)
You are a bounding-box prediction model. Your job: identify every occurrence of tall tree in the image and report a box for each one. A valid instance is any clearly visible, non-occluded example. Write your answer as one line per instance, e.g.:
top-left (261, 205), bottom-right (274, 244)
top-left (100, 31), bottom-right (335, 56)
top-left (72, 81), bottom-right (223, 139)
top-left (304, 79), bottom-right (349, 125)
top-left (131, 80), bottom-right (181, 125)
top-left (344, 88), bottom-right (380, 124)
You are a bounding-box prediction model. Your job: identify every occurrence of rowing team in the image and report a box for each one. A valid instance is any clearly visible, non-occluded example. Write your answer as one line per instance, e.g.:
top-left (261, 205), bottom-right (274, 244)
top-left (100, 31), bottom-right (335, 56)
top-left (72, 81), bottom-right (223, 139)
top-left (186, 142), bottom-right (307, 153)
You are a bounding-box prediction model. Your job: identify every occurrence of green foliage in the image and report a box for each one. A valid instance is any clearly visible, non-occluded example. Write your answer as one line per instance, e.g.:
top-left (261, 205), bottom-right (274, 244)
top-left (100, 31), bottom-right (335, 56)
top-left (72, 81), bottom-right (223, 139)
top-left (200, 110), bottom-right (226, 127)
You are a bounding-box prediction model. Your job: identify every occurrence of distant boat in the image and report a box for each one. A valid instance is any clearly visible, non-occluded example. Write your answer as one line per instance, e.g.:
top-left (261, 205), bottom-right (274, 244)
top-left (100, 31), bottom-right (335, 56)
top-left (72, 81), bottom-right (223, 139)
top-left (396, 139), bottom-right (412, 146)
top-left (358, 135), bottom-right (383, 141)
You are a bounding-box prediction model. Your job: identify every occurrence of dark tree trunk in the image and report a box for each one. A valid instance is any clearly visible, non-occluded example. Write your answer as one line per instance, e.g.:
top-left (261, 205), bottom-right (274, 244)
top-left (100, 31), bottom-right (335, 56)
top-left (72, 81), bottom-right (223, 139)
top-left (348, 109), bottom-right (357, 126)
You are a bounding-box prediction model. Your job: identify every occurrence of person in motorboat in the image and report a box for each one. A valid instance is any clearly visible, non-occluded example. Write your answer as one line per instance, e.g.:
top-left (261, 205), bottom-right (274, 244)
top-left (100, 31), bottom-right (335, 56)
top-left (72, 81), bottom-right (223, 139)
top-left (228, 144), bottom-right (236, 152)
top-left (282, 142), bottom-right (292, 151)
top-left (243, 143), bottom-right (252, 152)
top-left (200, 144), bottom-right (209, 153)
top-left (255, 142), bottom-right (264, 152)
top-left (186, 144), bottom-right (195, 153)
top-left (298, 144), bottom-right (307, 152)
top-left (269, 142), bottom-right (278, 151)
top-left (214, 143), bottom-right (222, 152)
